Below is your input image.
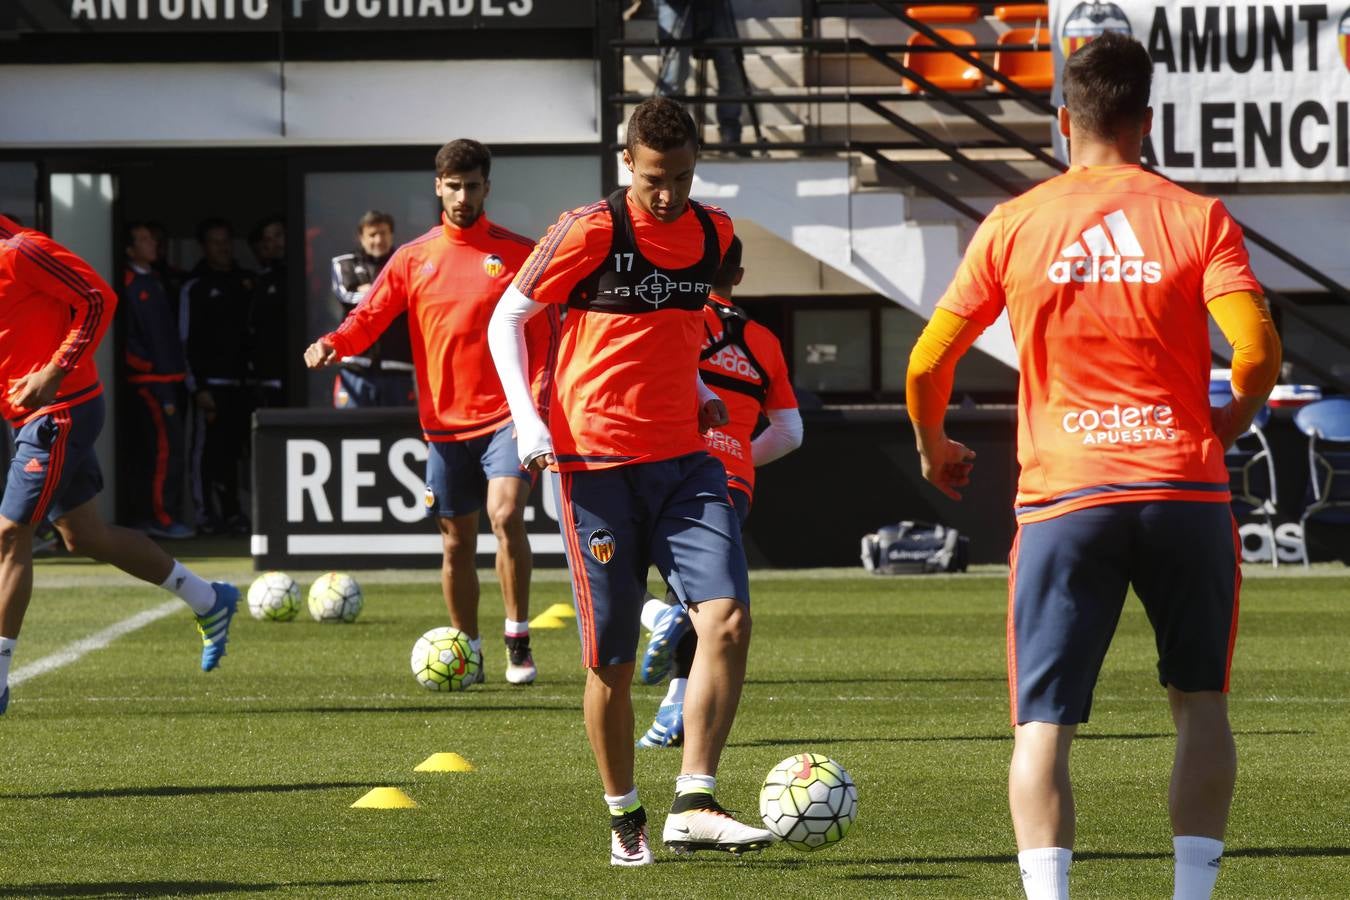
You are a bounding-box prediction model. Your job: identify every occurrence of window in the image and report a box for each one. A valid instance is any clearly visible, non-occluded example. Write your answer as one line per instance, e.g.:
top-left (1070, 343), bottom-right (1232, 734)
top-left (302, 155), bottom-right (600, 405)
top-left (792, 308), bottom-right (870, 393)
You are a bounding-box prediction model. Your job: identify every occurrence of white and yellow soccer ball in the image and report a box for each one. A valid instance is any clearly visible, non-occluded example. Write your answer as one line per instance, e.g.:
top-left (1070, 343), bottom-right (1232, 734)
top-left (247, 571), bottom-right (301, 621)
top-left (307, 572), bottom-right (363, 623)
top-left (759, 753), bottom-right (858, 851)
top-left (410, 626), bottom-right (480, 691)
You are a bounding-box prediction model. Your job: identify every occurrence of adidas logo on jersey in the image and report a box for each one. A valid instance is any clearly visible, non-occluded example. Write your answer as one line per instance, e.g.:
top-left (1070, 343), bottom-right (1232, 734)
top-left (1047, 210), bottom-right (1162, 285)
top-left (703, 343), bottom-right (761, 380)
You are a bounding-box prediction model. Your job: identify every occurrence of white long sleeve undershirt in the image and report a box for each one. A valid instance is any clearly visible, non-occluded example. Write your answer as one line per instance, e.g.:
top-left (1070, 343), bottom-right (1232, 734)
top-left (751, 407), bottom-right (804, 466)
top-left (486, 284), bottom-right (553, 466)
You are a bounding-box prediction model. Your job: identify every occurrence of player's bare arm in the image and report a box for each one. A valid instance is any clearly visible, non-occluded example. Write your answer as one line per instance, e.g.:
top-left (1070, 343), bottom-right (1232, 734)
top-left (913, 423), bottom-right (977, 501)
top-left (7, 362), bottom-right (67, 411)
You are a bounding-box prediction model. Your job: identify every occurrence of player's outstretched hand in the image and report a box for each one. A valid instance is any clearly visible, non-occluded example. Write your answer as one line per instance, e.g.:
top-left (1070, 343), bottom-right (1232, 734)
top-left (303, 339), bottom-right (339, 369)
top-left (919, 437), bottom-right (976, 501)
top-left (698, 398), bottom-right (728, 433)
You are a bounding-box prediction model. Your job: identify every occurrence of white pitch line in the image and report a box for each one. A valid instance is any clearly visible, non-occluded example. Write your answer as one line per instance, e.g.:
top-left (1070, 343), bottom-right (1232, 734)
top-left (9, 600), bottom-right (183, 687)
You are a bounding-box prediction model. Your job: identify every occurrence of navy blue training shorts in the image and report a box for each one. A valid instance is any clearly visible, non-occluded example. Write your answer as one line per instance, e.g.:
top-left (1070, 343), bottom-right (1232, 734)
top-left (556, 451), bottom-right (751, 667)
top-left (1008, 500), bottom-right (1240, 727)
top-left (424, 422), bottom-right (532, 519)
top-left (2, 396), bottom-right (105, 526)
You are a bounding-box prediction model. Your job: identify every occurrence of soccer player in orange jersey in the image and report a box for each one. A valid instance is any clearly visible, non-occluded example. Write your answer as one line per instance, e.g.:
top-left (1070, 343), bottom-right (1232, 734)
top-left (905, 34), bottom-right (1281, 900)
top-left (488, 99), bottom-right (775, 865)
top-left (0, 217), bottom-right (241, 716)
top-left (304, 140), bottom-right (560, 686)
top-left (636, 235), bottom-right (803, 748)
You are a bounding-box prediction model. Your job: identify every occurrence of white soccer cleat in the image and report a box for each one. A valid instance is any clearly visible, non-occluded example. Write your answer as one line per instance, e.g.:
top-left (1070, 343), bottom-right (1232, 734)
top-left (610, 806), bottom-right (654, 867)
top-left (504, 635), bottom-right (537, 685)
top-left (663, 793), bottom-right (776, 856)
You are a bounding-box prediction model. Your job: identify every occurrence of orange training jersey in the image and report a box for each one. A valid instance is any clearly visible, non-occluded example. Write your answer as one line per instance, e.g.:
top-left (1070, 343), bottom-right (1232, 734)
top-left (0, 215), bottom-right (114, 426)
top-left (936, 164), bottom-right (1261, 523)
top-left (699, 295), bottom-right (797, 500)
top-left (514, 190), bottom-right (734, 472)
top-left (326, 213), bottom-right (560, 442)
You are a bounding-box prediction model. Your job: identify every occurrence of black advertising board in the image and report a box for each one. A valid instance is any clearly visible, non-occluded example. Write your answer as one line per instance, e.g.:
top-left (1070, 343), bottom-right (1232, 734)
top-left (16, 0), bottom-right (594, 33)
top-left (251, 408), bottom-right (566, 572)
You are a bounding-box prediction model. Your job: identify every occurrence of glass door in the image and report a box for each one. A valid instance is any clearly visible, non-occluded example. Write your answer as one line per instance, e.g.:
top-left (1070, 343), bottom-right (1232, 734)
top-left (48, 171), bottom-right (119, 521)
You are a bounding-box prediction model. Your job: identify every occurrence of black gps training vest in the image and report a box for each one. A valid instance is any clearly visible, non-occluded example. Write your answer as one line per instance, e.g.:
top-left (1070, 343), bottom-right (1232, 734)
top-left (699, 302), bottom-right (770, 404)
top-left (567, 189), bottom-right (721, 313)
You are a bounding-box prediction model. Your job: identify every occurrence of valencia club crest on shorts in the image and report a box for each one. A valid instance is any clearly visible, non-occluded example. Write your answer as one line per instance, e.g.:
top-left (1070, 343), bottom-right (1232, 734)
top-left (483, 254), bottom-right (505, 277)
top-left (588, 529), bottom-right (616, 564)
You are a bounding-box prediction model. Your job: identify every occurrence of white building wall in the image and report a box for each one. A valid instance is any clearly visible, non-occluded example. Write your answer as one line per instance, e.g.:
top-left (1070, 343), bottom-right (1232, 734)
top-left (686, 159), bottom-right (1019, 370)
top-left (0, 59), bottom-right (597, 147)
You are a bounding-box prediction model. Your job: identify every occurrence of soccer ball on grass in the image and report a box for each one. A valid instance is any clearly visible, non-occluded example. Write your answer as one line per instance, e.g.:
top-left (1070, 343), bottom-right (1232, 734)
top-left (307, 572), bottom-right (363, 623)
top-left (410, 626), bottom-right (480, 691)
top-left (759, 752), bottom-right (858, 851)
top-left (247, 571), bottom-right (301, 621)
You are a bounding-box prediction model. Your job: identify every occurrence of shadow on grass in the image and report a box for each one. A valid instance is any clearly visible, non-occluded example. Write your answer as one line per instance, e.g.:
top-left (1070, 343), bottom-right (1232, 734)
top-left (724, 856), bottom-right (966, 880)
top-left (746, 676), bottom-right (1004, 686)
top-left (741, 846), bottom-right (1350, 870)
top-left (0, 878), bottom-right (436, 898)
top-left (91, 703), bottom-right (580, 718)
top-left (2, 780), bottom-right (382, 801)
top-left (730, 728), bottom-right (1313, 749)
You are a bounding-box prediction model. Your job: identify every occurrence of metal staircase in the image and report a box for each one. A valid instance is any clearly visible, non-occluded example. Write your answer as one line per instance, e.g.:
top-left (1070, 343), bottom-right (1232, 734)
top-left (604, 0), bottom-right (1350, 392)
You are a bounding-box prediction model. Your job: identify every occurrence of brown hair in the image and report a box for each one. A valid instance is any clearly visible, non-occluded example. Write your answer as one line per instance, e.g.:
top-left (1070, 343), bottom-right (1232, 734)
top-left (357, 210), bottom-right (395, 234)
top-left (625, 98), bottom-right (699, 155)
top-left (434, 139), bottom-right (492, 179)
top-left (1062, 31), bottom-right (1153, 140)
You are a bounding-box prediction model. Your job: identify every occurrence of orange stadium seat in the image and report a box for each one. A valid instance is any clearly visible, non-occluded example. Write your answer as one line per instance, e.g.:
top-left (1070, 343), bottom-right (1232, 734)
top-left (903, 4), bottom-right (980, 24)
top-left (990, 27), bottom-right (1052, 92)
top-left (901, 29), bottom-right (984, 94)
top-left (994, 4), bottom-right (1049, 23)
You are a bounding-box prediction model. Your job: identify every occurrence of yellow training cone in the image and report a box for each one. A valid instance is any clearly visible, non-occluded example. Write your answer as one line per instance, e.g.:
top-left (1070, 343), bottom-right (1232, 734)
top-left (350, 787), bottom-right (418, 809)
top-left (543, 603), bottom-right (576, 619)
top-left (529, 614), bottom-right (566, 629)
top-left (415, 752), bottom-right (476, 773)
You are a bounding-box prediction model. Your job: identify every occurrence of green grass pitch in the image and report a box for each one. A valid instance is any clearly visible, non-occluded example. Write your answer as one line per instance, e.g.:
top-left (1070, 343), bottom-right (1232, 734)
top-left (1, 559), bottom-right (1346, 898)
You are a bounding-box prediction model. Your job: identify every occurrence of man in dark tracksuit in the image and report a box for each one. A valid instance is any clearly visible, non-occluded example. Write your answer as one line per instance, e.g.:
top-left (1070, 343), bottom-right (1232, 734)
top-left (249, 215), bottom-right (288, 409)
top-left (122, 222), bottom-right (193, 539)
top-left (330, 210), bottom-right (415, 407)
top-left (180, 218), bottom-right (255, 535)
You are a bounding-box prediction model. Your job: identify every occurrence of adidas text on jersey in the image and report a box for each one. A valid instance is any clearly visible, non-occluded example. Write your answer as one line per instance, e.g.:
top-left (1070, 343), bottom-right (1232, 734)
top-left (1047, 209), bottom-right (1162, 285)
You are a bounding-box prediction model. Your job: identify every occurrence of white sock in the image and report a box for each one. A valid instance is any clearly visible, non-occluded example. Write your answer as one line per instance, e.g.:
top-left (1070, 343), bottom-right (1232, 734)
top-left (469, 637), bottom-right (482, 656)
top-left (504, 618), bottom-right (529, 639)
top-left (675, 773), bottom-right (715, 796)
top-left (1173, 836), bottom-right (1224, 900)
top-left (640, 595), bottom-right (670, 631)
top-left (0, 636), bottom-right (16, 690)
top-left (605, 787), bottom-right (640, 815)
top-left (663, 677), bottom-right (687, 706)
top-left (1018, 847), bottom-right (1071, 900)
top-left (160, 561), bottom-right (216, 615)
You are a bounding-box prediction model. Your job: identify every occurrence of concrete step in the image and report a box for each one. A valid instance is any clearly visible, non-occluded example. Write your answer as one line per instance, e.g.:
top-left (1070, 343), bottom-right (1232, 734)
top-left (855, 153), bottom-right (1055, 195)
top-left (620, 87), bottom-right (1053, 144)
top-left (624, 16), bottom-right (804, 42)
top-left (815, 16), bottom-right (1003, 42)
top-left (617, 106), bottom-right (806, 144)
top-left (625, 52), bottom-right (806, 92)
